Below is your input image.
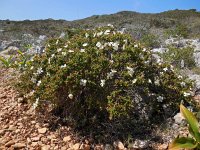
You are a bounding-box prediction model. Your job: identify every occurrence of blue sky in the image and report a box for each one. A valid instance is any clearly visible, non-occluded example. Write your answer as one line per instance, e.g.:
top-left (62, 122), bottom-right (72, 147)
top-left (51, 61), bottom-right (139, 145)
top-left (0, 0), bottom-right (200, 21)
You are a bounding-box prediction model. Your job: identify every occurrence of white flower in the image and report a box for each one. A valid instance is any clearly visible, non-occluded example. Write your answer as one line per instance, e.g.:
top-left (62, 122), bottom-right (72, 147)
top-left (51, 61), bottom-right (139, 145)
top-left (170, 65), bottom-right (174, 70)
top-left (80, 49), bottom-right (85, 52)
top-left (155, 79), bottom-right (160, 85)
top-left (107, 69), bottom-right (117, 79)
top-left (107, 24), bottom-right (114, 27)
top-left (30, 66), bottom-right (34, 70)
top-left (68, 50), bottom-right (74, 53)
top-left (56, 39), bottom-right (59, 45)
top-left (127, 66), bottom-right (134, 77)
top-left (64, 44), bottom-right (68, 48)
top-left (83, 43), bottom-right (88, 47)
top-left (148, 79), bottom-right (152, 83)
top-left (30, 57), bottom-right (34, 62)
top-left (85, 33), bottom-right (89, 38)
top-left (112, 42), bottom-right (119, 50)
top-left (124, 39), bottom-right (128, 44)
top-left (48, 58), bottom-right (51, 64)
top-left (31, 77), bottom-right (37, 83)
top-left (180, 82), bottom-right (186, 87)
top-left (62, 52), bottom-right (66, 56)
top-left (97, 31), bottom-right (103, 37)
top-left (178, 75), bottom-right (183, 79)
top-left (33, 98), bottom-right (39, 109)
top-left (80, 79), bottom-right (87, 86)
top-left (100, 80), bottom-right (105, 87)
top-left (57, 48), bottom-right (62, 52)
top-left (104, 29), bottom-right (110, 35)
top-left (132, 79), bottom-right (137, 84)
top-left (163, 67), bottom-right (168, 72)
top-left (47, 72), bottom-right (50, 76)
top-left (51, 54), bottom-right (55, 58)
top-left (96, 42), bottom-right (103, 49)
top-left (68, 94), bottom-right (73, 99)
top-left (183, 92), bottom-right (190, 97)
top-left (111, 69), bottom-right (117, 73)
top-left (110, 60), bottom-right (114, 64)
top-left (37, 80), bottom-right (41, 86)
top-left (108, 42), bottom-right (113, 47)
top-left (134, 44), bottom-right (138, 48)
top-left (122, 44), bottom-right (126, 50)
top-left (37, 67), bottom-right (43, 75)
top-left (157, 96), bottom-right (164, 102)
top-left (60, 64), bottom-right (67, 68)
top-left (143, 48), bottom-right (147, 52)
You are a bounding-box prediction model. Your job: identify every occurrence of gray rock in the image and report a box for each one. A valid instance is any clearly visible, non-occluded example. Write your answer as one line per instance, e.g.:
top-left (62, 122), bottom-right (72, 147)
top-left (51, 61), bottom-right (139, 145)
top-left (173, 113), bottom-right (184, 124)
top-left (132, 139), bottom-right (149, 149)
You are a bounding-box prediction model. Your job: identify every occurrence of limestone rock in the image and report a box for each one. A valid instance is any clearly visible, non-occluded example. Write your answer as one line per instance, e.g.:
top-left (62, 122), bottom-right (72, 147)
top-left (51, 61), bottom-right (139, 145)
top-left (5, 140), bottom-right (15, 147)
top-left (63, 136), bottom-right (71, 142)
top-left (72, 143), bottom-right (80, 150)
top-left (12, 143), bottom-right (26, 149)
top-left (41, 145), bottom-right (51, 150)
top-left (38, 128), bottom-right (47, 134)
top-left (113, 141), bottom-right (124, 150)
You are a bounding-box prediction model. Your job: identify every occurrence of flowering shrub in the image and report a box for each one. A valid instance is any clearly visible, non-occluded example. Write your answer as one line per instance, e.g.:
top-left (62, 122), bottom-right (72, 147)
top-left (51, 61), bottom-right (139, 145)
top-left (16, 26), bottom-right (194, 124)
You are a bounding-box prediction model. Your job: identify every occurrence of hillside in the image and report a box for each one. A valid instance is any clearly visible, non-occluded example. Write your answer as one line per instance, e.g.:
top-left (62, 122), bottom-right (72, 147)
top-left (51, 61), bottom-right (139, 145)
top-left (0, 9), bottom-right (200, 42)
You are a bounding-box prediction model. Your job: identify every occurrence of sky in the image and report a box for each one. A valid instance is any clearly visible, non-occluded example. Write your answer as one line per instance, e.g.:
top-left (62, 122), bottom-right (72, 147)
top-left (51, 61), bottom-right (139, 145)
top-left (0, 0), bottom-right (200, 21)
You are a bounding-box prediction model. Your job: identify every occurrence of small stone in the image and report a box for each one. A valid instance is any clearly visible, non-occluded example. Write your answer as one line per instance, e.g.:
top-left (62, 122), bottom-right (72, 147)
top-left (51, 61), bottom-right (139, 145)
top-left (132, 139), bottom-right (149, 149)
top-left (12, 143), bottom-right (26, 149)
top-left (105, 144), bottom-right (113, 150)
top-left (113, 141), bottom-right (124, 150)
top-left (31, 142), bottom-right (38, 147)
top-left (94, 144), bottom-right (104, 150)
top-left (38, 128), bottom-right (47, 134)
top-left (174, 113), bottom-right (184, 124)
top-left (8, 125), bottom-right (16, 131)
top-left (61, 146), bottom-right (68, 150)
top-left (5, 140), bottom-right (15, 147)
top-left (82, 144), bottom-right (90, 150)
top-left (31, 121), bottom-right (36, 124)
top-left (0, 146), bottom-right (6, 150)
top-left (27, 138), bottom-right (31, 144)
top-left (31, 136), bottom-right (40, 142)
top-left (72, 143), bottom-right (80, 150)
top-left (159, 144), bottom-right (168, 149)
top-left (41, 145), bottom-right (51, 150)
top-left (63, 136), bottom-right (71, 142)
top-left (0, 130), bottom-right (5, 136)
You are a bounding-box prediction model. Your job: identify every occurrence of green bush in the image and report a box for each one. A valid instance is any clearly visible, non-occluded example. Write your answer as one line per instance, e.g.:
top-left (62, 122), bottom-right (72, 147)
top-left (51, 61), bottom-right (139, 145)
top-left (140, 33), bottom-right (160, 49)
top-left (160, 46), bottom-right (196, 69)
top-left (165, 24), bottom-right (189, 38)
top-left (16, 26), bottom-right (194, 125)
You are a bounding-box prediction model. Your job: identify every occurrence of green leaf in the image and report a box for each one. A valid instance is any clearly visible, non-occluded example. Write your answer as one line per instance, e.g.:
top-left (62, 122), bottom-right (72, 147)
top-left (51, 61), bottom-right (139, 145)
top-left (169, 137), bottom-right (197, 150)
top-left (17, 50), bottom-right (23, 56)
top-left (0, 56), bottom-right (9, 67)
top-left (180, 104), bottom-right (200, 141)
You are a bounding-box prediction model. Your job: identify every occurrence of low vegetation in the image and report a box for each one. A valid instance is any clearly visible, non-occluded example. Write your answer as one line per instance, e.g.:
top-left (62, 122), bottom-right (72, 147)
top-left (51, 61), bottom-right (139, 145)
top-left (9, 26), bottom-right (194, 128)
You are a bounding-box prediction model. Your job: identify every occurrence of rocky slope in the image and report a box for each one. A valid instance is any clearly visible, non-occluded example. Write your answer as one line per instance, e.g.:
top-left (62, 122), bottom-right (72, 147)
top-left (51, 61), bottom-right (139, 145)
top-left (1, 9), bottom-right (200, 51)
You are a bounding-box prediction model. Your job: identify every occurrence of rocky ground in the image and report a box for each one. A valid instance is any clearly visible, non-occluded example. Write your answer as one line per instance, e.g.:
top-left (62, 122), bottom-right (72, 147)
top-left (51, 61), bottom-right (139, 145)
top-left (0, 68), bottom-right (198, 150)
